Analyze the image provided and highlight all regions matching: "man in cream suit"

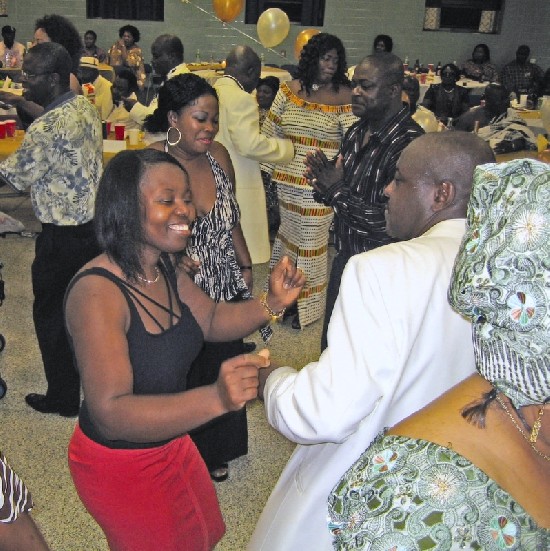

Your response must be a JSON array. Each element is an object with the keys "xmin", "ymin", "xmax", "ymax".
[
  {"xmin": 214, "ymin": 46, "xmax": 293, "ymax": 264},
  {"xmin": 249, "ymin": 132, "xmax": 495, "ymax": 550}
]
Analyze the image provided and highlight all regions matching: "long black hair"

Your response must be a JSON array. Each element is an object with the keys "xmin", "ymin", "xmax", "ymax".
[
  {"xmin": 95, "ymin": 149, "xmax": 188, "ymax": 282},
  {"xmin": 144, "ymin": 73, "xmax": 218, "ymax": 133},
  {"xmin": 296, "ymin": 33, "xmax": 350, "ymax": 95}
]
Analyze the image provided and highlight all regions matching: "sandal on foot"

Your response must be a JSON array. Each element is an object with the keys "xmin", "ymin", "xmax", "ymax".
[{"xmin": 209, "ymin": 463, "xmax": 229, "ymax": 482}]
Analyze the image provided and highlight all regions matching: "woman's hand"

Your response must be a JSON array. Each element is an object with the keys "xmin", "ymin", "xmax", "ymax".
[
  {"xmin": 267, "ymin": 255, "xmax": 306, "ymax": 313},
  {"xmin": 216, "ymin": 351, "xmax": 271, "ymax": 411}
]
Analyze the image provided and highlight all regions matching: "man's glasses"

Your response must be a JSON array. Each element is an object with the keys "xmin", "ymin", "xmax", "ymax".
[{"xmin": 21, "ymin": 71, "xmax": 52, "ymax": 80}]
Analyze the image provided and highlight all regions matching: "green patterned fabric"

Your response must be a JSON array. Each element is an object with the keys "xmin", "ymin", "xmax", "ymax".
[
  {"xmin": 449, "ymin": 159, "xmax": 550, "ymax": 407},
  {"xmin": 328, "ymin": 432, "xmax": 549, "ymax": 550}
]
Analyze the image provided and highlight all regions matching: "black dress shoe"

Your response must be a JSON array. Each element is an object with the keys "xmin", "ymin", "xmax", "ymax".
[
  {"xmin": 25, "ymin": 393, "xmax": 79, "ymax": 417},
  {"xmin": 243, "ymin": 341, "xmax": 257, "ymax": 353},
  {"xmin": 291, "ymin": 314, "xmax": 301, "ymax": 330},
  {"xmin": 209, "ymin": 463, "xmax": 229, "ymax": 482}
]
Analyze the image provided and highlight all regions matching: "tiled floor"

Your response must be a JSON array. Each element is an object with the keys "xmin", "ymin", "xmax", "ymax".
[{"xmin": 0, "ymin": 190, "xmax": 325, "ymax": 550}]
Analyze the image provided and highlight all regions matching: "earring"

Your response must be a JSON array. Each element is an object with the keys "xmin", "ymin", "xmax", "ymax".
[{"xmin": 166, "ymin": 126, "xmax": 181, "ymax": 147}]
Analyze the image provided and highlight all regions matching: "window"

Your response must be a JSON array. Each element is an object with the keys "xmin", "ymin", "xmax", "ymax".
[
  {"xmin": 245, "ymin": 0, "xmax": 325, "ymax": 26},
  {"xmin": 87, "ymin": 0, "xmax": 164, "ymax": 21},
  {"xmin": 424, "ymin": 0, "xmax": 504, "ymax": 34}
]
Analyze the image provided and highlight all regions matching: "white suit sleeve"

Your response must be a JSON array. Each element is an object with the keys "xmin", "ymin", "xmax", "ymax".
[
  {"xmin": 263, "ymin": 253, "xmax": 397, "ymax": 445},
  {"xmin": 226, "ymin": 92, "xmax": 294, "ymax": 164}
]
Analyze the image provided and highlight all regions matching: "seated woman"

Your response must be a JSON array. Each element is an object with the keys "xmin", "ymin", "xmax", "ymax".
[
  {"xmin": 462, "ymin": 43, "xmax": 499, "ymax": 82},
  {"xmin": 422, "ymin": 63, "xmax": 470, "ymax": 125},
  {"xmin": 372, "ymin": 34, "xmax": 393, "ymax": 53},
  {"xmin": 402, "ymin": 75, "xmax": 439, "ymax": 132},
  {"xmin": 329, "ymin": 158, "xmax": 550, "ymax": 550},
  {"xmin": 66, "ymin": 149, "xmax": 305, "ymax": 551}
]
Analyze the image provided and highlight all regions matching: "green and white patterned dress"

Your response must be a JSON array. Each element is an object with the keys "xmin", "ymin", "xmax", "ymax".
[{"xmin": 329, "ymin": 433, "xmax": 549, "ymax": 550}]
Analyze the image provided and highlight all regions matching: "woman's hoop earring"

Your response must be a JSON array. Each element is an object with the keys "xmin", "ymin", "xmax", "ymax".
[{"xmin": 166, "ymin": 126, "xmax": 181, "ymax": 147}]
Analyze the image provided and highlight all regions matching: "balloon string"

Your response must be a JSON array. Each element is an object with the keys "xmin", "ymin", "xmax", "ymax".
[{"xmin": 181, "ymin": 0, "xmax": 290, "ymax": 60}]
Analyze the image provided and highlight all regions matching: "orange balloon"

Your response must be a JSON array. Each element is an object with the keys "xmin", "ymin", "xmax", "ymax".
[
  {"xmin": 212, "ymin": 0, "xmax": 244, "ymax": 23},
  {"xmin": 294, "ymin": 29, "xmax": 320, "ymax": 60}
]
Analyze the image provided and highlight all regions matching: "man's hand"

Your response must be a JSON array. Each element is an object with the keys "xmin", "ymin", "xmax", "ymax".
[
  {"xmin": 303, "ymin": 149, "xmax": 344, "ymax": 195},
  {"xmin": 0, "ymin": 90, "xmax": 23, "ymax": 107}
]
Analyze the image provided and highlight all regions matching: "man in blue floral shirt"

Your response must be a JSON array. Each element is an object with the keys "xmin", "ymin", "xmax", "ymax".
[{"xmin": 0, "ymin": 42, "xmax": 102, "ymax": 417}]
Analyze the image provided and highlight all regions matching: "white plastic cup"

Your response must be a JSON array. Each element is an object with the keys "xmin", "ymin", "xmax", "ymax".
[
  {"xmin": 128, "ymin": 128, "xmax": 140, "ymax": 146},
  {"xmin": 519, "ymin": 94, "xmax": 528, "ymax": 107}
]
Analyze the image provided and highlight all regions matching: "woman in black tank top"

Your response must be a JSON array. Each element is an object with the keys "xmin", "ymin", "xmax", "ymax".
[{"xmin": 64, "ymin": 149, "xmax": 305, "ymax": 551}]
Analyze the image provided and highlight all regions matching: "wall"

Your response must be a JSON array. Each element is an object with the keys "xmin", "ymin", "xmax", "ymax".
[{"xmin": 3, "ymin": 1, "xmax": 549, "ymax": 73}]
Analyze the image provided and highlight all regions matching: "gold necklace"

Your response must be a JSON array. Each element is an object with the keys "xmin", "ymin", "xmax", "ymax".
[
  {"xmin": 495, "ymin": 394, "xmax": 550, "ymax": 462},
  {"xmin": 136, "ymin": 266, "xmax": 160, "ymax": 285}
]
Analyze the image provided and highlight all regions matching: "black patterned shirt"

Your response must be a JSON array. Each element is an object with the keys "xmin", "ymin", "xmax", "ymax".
[{"xmin": 321, "ymin": 105, "xmax": 424, "ymax": 255}]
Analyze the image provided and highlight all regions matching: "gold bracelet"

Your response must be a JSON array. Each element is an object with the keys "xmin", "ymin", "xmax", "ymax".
[{"xmin": 259, "ymin": 291, "xmax": 286, "ymax": 323}]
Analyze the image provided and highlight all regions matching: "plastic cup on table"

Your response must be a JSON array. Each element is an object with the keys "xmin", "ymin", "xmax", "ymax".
[
  {"xmin": 5, "ymin": 119, "xmax": 16, "ymax": 137},
  {"xmin": 419, "ymin": 73, "xmax": 427, "ymax": 84},
  {"xmin": 0, "ymin": 121, "xmax": 6, "ymax": 139},
  {"xmin": 114, "ymin": 123, "xmax": 125, "ymax": 141},
  {"xmin": 127, "ymin": 128, "xmax": 140, "ymax": 146}
]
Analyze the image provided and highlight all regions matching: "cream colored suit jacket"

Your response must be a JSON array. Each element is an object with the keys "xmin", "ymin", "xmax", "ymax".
[{"xmin": 214, "ymin": 76, "xmax": 294, "ymax": 263}]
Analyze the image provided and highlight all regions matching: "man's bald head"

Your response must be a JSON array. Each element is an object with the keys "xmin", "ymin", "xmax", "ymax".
[
  {"xmin": 412, "ymin": 132, "xmax": 495, "ymax": 208},
  {"xmin": 357, "ymin": 52, "xmax": 405, "ymax": 87},
  {"xmin": 224, "ymin": 45, "xmax": 261, "ymax": 92},
  {"xmin": 384, "ymin": 132, "xmax": 495, "ymax": 240},
  {"xmin": 351, "ymin": 53, "xmax": 405, "ymax": 123}
]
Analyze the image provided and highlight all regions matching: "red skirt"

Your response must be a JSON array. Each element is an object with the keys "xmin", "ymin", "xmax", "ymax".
[{"xmin": 68, "ymin": 425, "xmax": 225, "ymax": 551}]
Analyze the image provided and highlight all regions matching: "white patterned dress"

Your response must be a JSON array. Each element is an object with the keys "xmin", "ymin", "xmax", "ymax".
[{"xmin": 261, "ymin": 83, "xmax": 357, "ymax": 327}]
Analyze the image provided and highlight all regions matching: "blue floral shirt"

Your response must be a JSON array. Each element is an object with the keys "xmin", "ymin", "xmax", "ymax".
[
  {"xmin": 329, "ymin": 433, "xmax": 549, "ymax": 550},
  {"xmin": 0, "ymin": 92, "xmax": 102, "ymax": 225}
]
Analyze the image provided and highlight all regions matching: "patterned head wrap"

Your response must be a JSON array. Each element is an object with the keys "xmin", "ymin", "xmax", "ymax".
[{"xmin": 449, "ymin": 159, "xmax": 550, "ymax": 407}]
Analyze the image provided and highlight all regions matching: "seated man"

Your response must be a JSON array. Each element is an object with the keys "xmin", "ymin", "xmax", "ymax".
[
  {"xmin": 402, "ymin": 75, "xmax": 439, "ymax": 132},
  {"xmin": 106, "ymin": 68, "xmax": 141, "ymax": 130},
  {"xmin": 0, "ymin": 26, "xmax": 25, "ymax": 68},
  {"xmin": 249, "ymin": 132, "xmax": 495, "ymax": 551},
  {"xmin": 501, "ymin": 45, "xmax": 544, "ymax": 96},
  {"xmin": 422, "ymin": 63, "xmax": 470, "ymax": 126},
  {"xmin": 120, "ymin": 34, "xmax": 189, "ymax": 141},
  {"xmin": 78, "ymin": 56, "xmax": 113, "ymax": 121},
  {"xmin": 455, "ymin": 83, "xmax": 509, "ymax": 132},
  {"xmin": 82, "ymin": 30, "xmax": 107, "ymax": 63}
]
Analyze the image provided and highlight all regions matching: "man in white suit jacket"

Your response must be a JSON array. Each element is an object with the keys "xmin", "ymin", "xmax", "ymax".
[
  {"xmin": 249, "ymin": 132, "xmax": 495, "ymax": 550},
  {"xmin": 214, "ymin": 46, "xmax": 294, "ymax": 264}
]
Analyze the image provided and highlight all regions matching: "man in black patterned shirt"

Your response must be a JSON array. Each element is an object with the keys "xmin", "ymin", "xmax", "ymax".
[{"xmin": 304, "ymin": 53, "xmax": 424, "ymax": 350}]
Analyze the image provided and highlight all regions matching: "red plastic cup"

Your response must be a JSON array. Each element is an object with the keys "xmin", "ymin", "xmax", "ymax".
[
  {"xmin": 419, "ymin": 73, "xmax": 427, "ymax": 84},
  {"xmin": 0, "ymin": 121, "xmax": 6, "ymax": 139},
  {"xmin": 114, "ymin": 123, "xmax": 125, "ymax": 140},
  {"xmin": 4, "ymin": 119, "xmax": 15, "ymax": 137}
]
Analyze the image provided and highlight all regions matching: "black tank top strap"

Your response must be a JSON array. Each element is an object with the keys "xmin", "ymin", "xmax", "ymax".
[{"xmin": 66, "ymin": 261, "xmax": 181, "ymax": 332}]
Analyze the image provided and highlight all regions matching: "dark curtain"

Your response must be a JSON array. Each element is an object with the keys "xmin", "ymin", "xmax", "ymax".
[
  {"xmin": 87, "ymin": 0, "xmax": 164, "ymax": 21},
  {"xmin": 245, "ymin": 0, "xmax": 325, "ymax": 26}
]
